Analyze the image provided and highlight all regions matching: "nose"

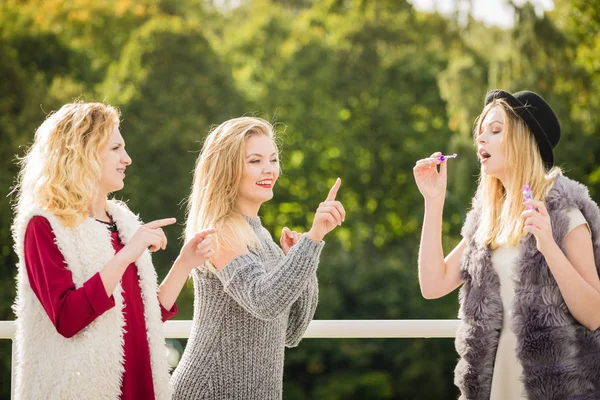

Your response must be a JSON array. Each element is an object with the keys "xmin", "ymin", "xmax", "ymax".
[
  {"xmin": 262, "ymin": 161, "xmax": 275, "ymax": 174},
  {"xmin": 477, "ymin": 133, "xmax": 487, "ymax": 144},
  {"xmin": 123, "ymin": 150, "xmax": 132, "ymax": 166}
]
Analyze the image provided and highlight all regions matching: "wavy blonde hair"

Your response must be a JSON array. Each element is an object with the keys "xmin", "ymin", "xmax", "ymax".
[
  {"xmin": 473, "ymin": 99, "xmax": 562, "ymax": 248},
  {"xmin": 14, "ymin": 102, "xmax": 120, "ymax": 227},
  {"xmin": 186, "ymin": 117, "xmax": 278, "ymax": 258}
]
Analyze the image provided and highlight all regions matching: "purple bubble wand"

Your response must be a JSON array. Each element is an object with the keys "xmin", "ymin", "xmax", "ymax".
[{"xmin": 437, "ymin": 153, "xmax": 458, "ymax": 162}]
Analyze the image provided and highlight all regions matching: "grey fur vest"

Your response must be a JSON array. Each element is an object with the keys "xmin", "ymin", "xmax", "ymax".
[{"xmin": 455, "ymin": 175, "xmax": 600, "ymax": 400}]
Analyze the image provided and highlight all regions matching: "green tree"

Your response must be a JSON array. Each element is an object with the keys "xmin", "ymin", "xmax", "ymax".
[
  {"xmin": 2, "ymin": 0, "xmax": 600, "ymax": 398},
  {"xmin": 213, "ymin": 1, "xmax": 462, "ymax": 397},
  {"xmin": 102, "ymin": 16, "xmax": 246, "ymax": 316}
]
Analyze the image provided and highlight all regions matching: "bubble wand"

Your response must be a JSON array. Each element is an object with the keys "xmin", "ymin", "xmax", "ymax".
[
  {"xmin": 437, "ymin": 153, "xmax": 458, "ymax": 162},
  {"xmin": 523, "ymin": 185, "xmax": 534, "ymax": 210}
]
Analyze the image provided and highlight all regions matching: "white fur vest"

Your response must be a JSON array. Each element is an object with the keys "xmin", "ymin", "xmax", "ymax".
[
  {"xmin": 12, "ymin": 200, "xmax": 172, "ymax": 400},
  {"xmin": 455, "ymin": 175, "xmax": 600, "ymax": 400}
]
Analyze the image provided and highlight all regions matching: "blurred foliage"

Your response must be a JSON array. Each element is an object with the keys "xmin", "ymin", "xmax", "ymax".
[{"xmin": 1, "ymin": 0, "xmax": 599, "ymax": 398}]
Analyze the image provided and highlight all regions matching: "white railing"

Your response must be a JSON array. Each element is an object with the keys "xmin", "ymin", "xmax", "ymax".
[
  {"xmin": 163, "ymin": 319, "xmax": 461, "ymax": 338},
  {"xmin": 0, "ymin": 319, "xmax": 460, "ymax": 399}
]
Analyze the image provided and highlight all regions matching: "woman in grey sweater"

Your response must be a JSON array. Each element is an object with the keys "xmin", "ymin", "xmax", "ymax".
[{"xmin": 171, "ymin": 117, "xmax": 345, "ymax": 399}]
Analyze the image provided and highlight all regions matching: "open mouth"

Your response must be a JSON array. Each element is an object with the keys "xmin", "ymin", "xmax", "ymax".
[
  {"xmin": 478, "ymin": 148, "xmax": 491, "ymax": 162},
  {"xmin": 117, "ymin": 168, "xmax": 126, "ymax": 177},
  {"xmin": 256, "ymin": 179, "xmax": 273, "ymax": 189}
]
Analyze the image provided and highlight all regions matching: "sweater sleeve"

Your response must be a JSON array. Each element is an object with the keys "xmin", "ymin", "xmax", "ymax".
[
  {"xmin": 23, "ymin": 216, "xmax": 115, "ymax": 338},
  {"xmin": 214, "ymin": 234, "xmax": 324, "ymax": 321},
  {"xmin": 285, "ymin": 273, "xmax": 318, "ymax": 347}
]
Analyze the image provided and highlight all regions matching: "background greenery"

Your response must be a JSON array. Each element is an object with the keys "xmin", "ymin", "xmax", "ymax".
[{"xmin": 1, "ymin": 0, "xmax": 599, "ymax": 398}]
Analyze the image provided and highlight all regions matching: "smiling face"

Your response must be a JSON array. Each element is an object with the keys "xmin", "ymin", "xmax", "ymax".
[
  {"xmin": 477, "ymin": 105, "xmax": 507, "ymax": 181},
  {"xmin": 98, "ymin": 127, "xmax": 132, "ymax": 195},
  {"xmin": 237, "ymin": 134, "xmax": 280, "ymax": 212}
]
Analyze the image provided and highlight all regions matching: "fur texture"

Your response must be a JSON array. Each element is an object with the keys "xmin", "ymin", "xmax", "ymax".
[
  {"xmin": 455, "ymin": 175, "xmax": 600, "ymax": 399},
  {"xmin": 12, "ymin": 200, "xmax": 172, "ymax": 400}
]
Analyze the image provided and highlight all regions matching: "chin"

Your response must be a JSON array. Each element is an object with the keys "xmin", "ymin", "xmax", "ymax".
[
  {"xmin": 481, "ymin": 164, "xmax": 494, "ymax": 175},
  {"xmin": 110, "ymin": 182, "xmax": 125, "ymax": 192},
  {"xmin": 481, "ymin": 168, "xmax": 503, "ymax": 180},
  {"xmin": 257, "ymin": 192, "xmax": 274, "ymax": 203}
]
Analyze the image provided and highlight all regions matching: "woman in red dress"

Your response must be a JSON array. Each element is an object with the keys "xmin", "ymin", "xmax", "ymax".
[{"xmin": 11, "ymin": 102, "xmax": 215, "ymax": 399}]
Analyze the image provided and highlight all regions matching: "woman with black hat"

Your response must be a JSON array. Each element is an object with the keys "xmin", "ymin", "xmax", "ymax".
[{"xmin": 413, "ymin": 90, "xmax": 600, "ymax": 399}]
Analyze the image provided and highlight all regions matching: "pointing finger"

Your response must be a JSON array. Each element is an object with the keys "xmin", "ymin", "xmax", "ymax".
[
  {"xmin": 194, "ymin": 228, "xmax": 217, "ymax": 241},
  {"xmin": 326, "ymin": 178, "xmax": 342, "ymax": 201},
  {"xmin": 145, "ymin": 218, "xmax": 177, "ymax": 229}
]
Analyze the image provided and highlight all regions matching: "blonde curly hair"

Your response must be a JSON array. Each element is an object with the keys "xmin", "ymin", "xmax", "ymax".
[{"xmin": 14, "ymin": 102, "xmax": 120, "ymax": 227}]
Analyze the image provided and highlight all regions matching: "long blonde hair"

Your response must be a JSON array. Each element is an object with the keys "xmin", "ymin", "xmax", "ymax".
[
  {"xmin": 13, "ymin": 102, "xmax": 120, "ymax": 227},
  {"xmin": 473, "ymin": 99, "xmax": 562, "ymax": 248},
  {"xmin": 186, "ymin": 117, "xmax": 278, "ymax": 255}
]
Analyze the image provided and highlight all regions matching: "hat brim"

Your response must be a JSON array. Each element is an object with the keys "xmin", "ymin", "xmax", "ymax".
[{"xmin": 485, "ymin": 90, "xmax": 554, "ymax": 168}]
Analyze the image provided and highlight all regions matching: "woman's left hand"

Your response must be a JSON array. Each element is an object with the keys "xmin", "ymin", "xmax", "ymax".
[
  {"xmin": 280, "ymin": 227, "xmax": 302, "ymax": 255},
  {"xmin": 521, "ymin": 199, "xmax": 557, "ymax": 254}
]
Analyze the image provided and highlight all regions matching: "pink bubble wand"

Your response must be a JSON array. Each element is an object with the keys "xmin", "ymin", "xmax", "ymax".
[{"xmin": 523, "ymin": 185, "xmax": 534, "ymax": 210}]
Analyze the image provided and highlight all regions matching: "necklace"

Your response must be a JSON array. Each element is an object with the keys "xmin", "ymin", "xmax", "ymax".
[{"xmin": 96, "ymin": 219, "xmax": 118, "ymax": 233}]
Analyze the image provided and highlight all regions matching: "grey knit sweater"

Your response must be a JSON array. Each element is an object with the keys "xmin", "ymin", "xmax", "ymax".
[{"xmin": 171, "ymin": 216, "xmax": 324, "ymax": 399}]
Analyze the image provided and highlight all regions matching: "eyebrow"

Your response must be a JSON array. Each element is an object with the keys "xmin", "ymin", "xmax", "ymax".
[
  {"xmin": 477, "ymin": 119, "xmax": 504, "ymax": 135},
  {"xmin": 246, "ymin": 152, "xmax": 277, "ymax": 158},
  {"xmin": 111, "ymin": 142, "xmax": 125, "ymax": 147}
]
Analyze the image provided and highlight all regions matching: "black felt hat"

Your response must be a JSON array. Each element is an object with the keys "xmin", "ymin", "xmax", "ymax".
[{"xmin": 484, "ymin": 89, "xmax": 561, "ymax": 168}]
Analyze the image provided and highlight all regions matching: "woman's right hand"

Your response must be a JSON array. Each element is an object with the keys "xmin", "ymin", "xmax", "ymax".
[
  {"xmin": 177, "ymin": 228, "xmax": 217, "ymax": 270},
  {"xmin": 121, "ymin": 218, "xmax": 177, "ymax": 263},
  {"xmin": 413, "ymin": 152, "xmax": 447, "ymax": 203}
]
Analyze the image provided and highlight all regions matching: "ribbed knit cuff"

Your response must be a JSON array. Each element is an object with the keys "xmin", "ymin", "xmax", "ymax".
[{"xmin": 289, "ymin": 234, "xmax": 325, "ymax": 262}]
